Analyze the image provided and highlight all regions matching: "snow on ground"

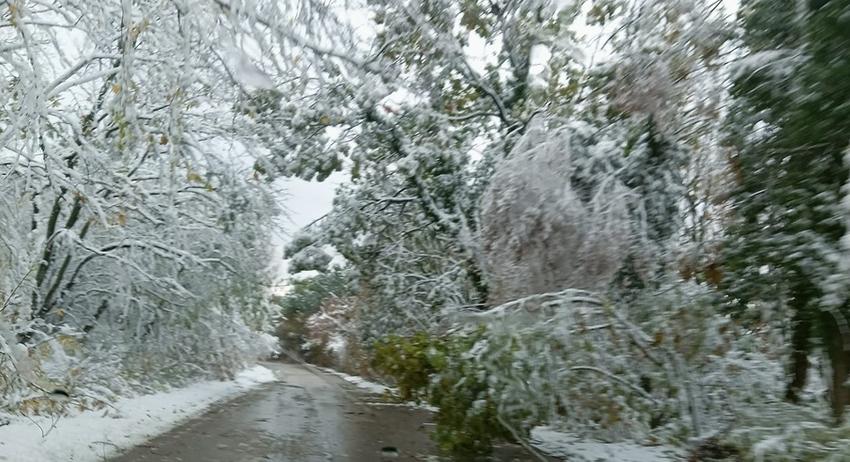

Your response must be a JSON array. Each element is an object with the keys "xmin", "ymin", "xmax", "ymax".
[
  {"xmin": 336, "ymin": 374, "xmax": 393, "ymax": 394},
  {"xmin": 235, "ymin": 364, "xmax": 276, "ymax": 385},
  {"xmin": 530, "ymin": 426, "xmax": 683, "ymax": 462},
  {"xmin": 0, "ymin": 365, "xmax": 277, "ymax": 462},
  {"xmin": 318, "ymin": 367, "xmax": 393, "ymax": 395},
  {"xmin": 316, "ymin": 367, "xmax": 439, "ymax": 410}
]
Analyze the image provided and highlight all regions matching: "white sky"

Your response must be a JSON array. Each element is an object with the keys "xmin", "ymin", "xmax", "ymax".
[{"xmin": 269, "ymin": 173, "xmax": 344, "ymax": 290}]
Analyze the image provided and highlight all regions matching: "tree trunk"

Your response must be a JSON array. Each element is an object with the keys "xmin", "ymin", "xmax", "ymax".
[
  {"xmin": 821, "ymin": 310, "xmax": 850, "ymax": 423},
  {"xmin": 786, "ymin": 309, "xmax": 812, "ymax": 403}
]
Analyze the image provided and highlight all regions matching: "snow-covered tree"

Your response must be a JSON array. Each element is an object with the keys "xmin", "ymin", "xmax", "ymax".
[
  {"xmin": 0, "ymin": 0, "xmax": 351, "ymax": 407},
  {"xmin": 480, "ymin": 118, "xmax": 632, "ymax": 303},
  {"xmin": 282, "ymin": 0, "xmax": 598, "ymax": 335},
  {"xmin": 723, "ymin": 0, "xmax": 850, "ymax": 420}
]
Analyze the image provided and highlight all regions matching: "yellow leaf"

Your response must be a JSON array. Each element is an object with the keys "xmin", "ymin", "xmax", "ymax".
[
  {"xmin": 653, "ymin": 331, "xmax": 664, "ymax": 346},
  {"xmin": 111, "ymin": 83, "xmax": 121, "ymax": 94},
  {"xmin": 58, "ymin": 334, "xmax": 79, "ymax": 350}
]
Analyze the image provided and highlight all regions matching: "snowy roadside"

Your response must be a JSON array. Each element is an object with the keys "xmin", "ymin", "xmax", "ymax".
[
  {"xmin": 0, "ymin": 365, "xmax": 276, "ymax": 462},
  {"xmin": 316, "ymin": 367, "xmax": 440, "ymax": 412},
  {"xmin": 317, "ymin": 366, "xmax": 393, "ymax": 394},
  {"xmin": 529, "ymin": 426, "xmax": 683, "ymax": 462}
]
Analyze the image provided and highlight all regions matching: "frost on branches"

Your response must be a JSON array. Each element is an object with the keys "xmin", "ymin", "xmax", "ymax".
[
  {"xmin": 480, "ymin": 119, "xmax": 632, "ymax": 304},
  {"xmin": 0, "ymin": 0, "xmax": 343, "ymax": 412}
]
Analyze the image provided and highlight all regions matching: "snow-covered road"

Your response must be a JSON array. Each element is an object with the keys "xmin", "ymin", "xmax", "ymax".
[{"xmin": 109, "ymin": 362, "xmax": 552, "ymax": 461}]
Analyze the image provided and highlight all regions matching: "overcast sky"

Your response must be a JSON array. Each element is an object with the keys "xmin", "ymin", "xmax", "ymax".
[{"xmin": 269, "ymin": 173, "xmax": 344, "ymax": 289}]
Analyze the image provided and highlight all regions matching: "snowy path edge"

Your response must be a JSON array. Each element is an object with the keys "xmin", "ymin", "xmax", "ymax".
[{"xmin": 0, "ymin": 364, "xmax": 277, "ymax": 462}]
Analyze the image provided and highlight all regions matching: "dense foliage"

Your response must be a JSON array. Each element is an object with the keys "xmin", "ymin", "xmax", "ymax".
[
  {"xmin": 275, "ymin": 0, "xmax": 850, "ymax": 460},
  {"xmin": 724, "ymin": 0, "xmax": 850, "ymax": 421},
  {"xmin": 4, "ymin": 0, "xmax": 850, "ymax": 460}
]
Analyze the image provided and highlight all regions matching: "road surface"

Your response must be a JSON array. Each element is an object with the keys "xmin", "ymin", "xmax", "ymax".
[{"xmin": 110, "ymin": 362, "xmax": 555, "ymax": 461}]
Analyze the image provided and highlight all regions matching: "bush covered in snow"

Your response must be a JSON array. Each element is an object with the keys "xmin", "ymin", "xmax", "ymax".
[{"xmin": 372, "ymin": 329, "xmax": 515, "ymax": 457}]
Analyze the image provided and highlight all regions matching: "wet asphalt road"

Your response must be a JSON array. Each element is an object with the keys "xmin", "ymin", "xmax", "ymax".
[{"xmin": 109, "ymin": 362, "xmax": 555, "ymax": 462}]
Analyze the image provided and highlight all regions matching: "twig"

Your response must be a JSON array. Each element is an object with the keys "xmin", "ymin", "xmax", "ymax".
[
  {"xmin": 495, "ymin": 414, "xmax": 550, "ymax": 462},
  {"xmin": 568, "ymin": 366, "xmax": 659, "ymax": 404},
  {"xmin": 1, "ymin": 267, "xmax": 34, "ymax": 313}
]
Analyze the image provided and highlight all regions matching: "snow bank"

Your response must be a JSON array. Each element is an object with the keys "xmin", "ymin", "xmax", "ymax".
[
  {"xmin": 0, "ymin": 365, "xmax": 277, "ymax": 462},
  {"xmin": 318, "ymin": 367, "xmax": 392, "ymax": 394},
  {"xmin": 337, "ymin": 374, "xmax": 392, "ymax": 394},
  {"xmin": 235, "ymin": 364, "xmax": 277, "ymax": 385},
  {"xmin": 317, "ymin": 367, "xmax": 439, "ymax": 412},
  {"xmin": 530, "ymin": 426, "xmax": 683, "ymax": 462},
  {"xmin": 255, "ymin": 332, "xmax": 282, "ymax": 359}
]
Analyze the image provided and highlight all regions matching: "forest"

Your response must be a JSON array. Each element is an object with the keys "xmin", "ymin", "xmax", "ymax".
[{"xmin": 1, "ymin": 0, "xmax": 850, "ymax": 460}]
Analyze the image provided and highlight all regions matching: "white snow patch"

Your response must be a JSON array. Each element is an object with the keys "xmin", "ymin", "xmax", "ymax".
[
  {"xmin": 235, "ymin": 364, "xmax": 278, "ymax": 386},
  {"xmin": 320, "ymin": 368, "xmax": 392, "ymax": 395},
  {"xmin": 363, "ymin": 402, "xmax": 439, "ymax": 412},
  {"xmin": 530, "ymin": 426, "xmax": 682, "ymax": 462},
  {"xmin": 729, "ymin": 49, "xmax": 801, "ymax": 81},
  {"xmin": 226, "ymin": 47, "xmax": 275, "ymax": 89},
  {"xmin": 752, "ymin": 435, "xmax": 787, "ymax": 462},
  {"xmin": 327, "ymin": 334, "xmax": 346, "ymax": 355},
  {"xmin": 255, "ymin": 332, "xmax": 282, "ymax": 359},
  {"xmin": 0, "ymin": 365, "xmax": 277, "ymax": 462},
  {"xmin": 339, "ymin": 375, "xmax": 391, "ymax": 395},
  {"xmin": 316, "ymin": 367, "xmax": 439, "ymax": 411},
  {"xmin": 528, "ymin": 44, "xmax": 551, "ymax": 88}
]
